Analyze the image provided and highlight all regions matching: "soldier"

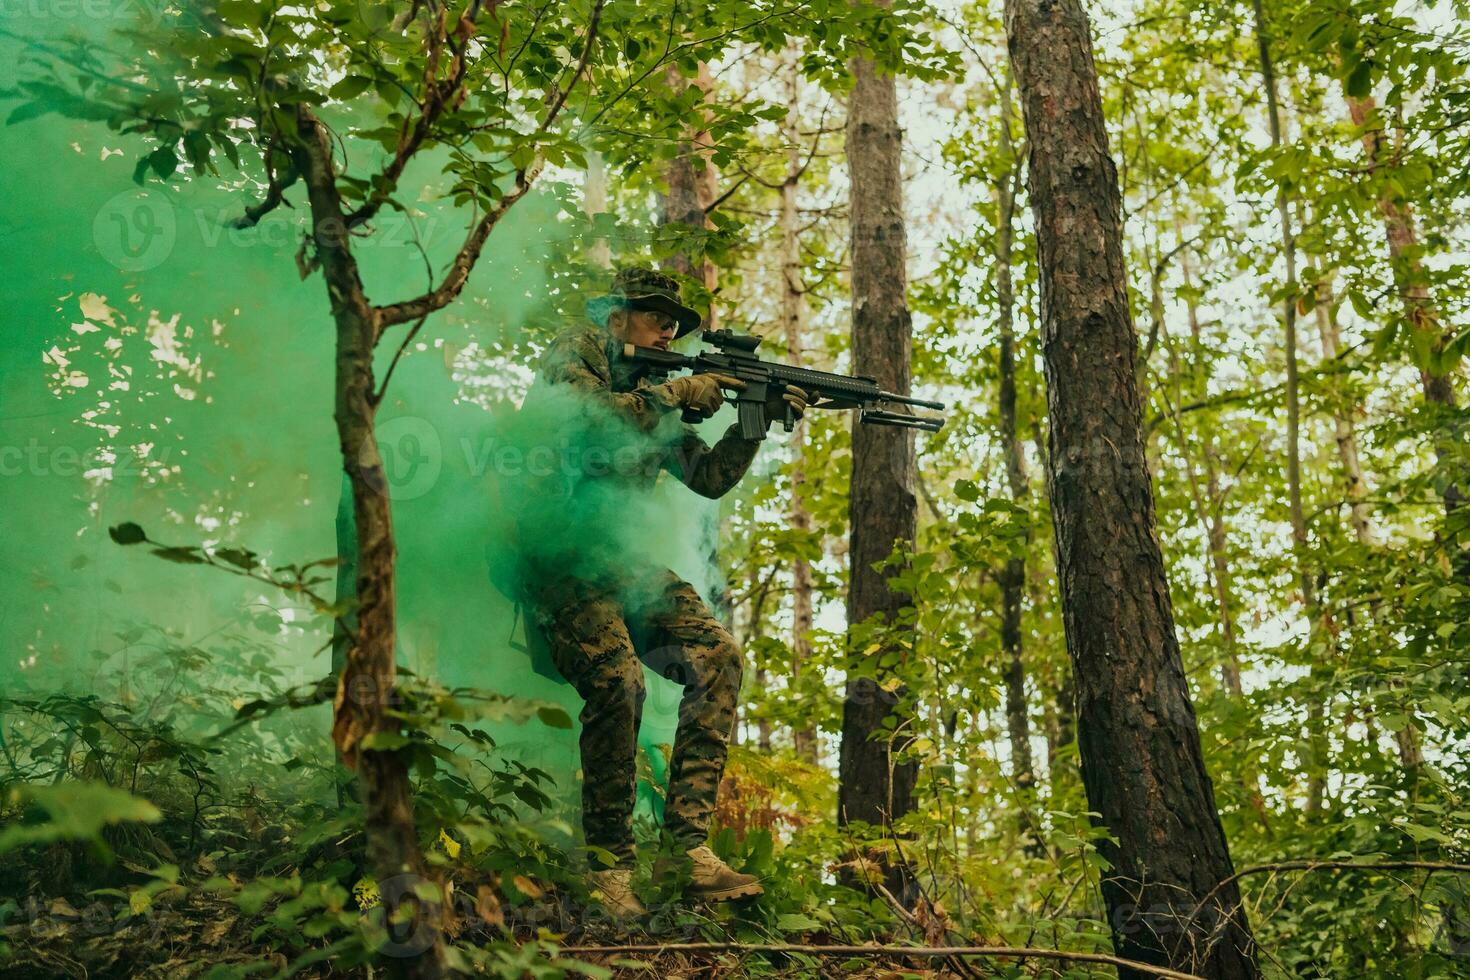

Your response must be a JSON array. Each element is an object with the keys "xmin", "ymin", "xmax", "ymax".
[{"xmin": 520, "ymin": 267, "xmax": 806, "ymax": 920}]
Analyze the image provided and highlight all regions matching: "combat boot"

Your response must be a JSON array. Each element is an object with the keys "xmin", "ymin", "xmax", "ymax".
[
  {"xmin": 588, "ymin": 868, "xmax": 645, "ymax": 921},
  {"xmin": 684, "ymin": 845, "xmax": 764, "ymax": 901}
]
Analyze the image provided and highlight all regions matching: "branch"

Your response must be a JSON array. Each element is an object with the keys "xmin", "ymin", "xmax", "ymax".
[
  {"xmin": 1147, "ymin": 341, "xmax": 1369, "ymax": 431},
  {"xmin": 704, "ymin": 174, "xmax": 750, "ymax": 215},
  {"xmin": 553, "ymin": 942, "xmax": 1206, "ymax": 980},
  {"xmin": 577, "ymin": 1, "xmax": 812, "ymax": 136},
  {"xmin": 1187, "ymin": 859, "xmax": 1470, "ymax": 938},
  {"xmin": 539, "ymin": 0, "xmax": 605, "ymax": 137},
  {"xmin": 372, "ymin": 315, "xmax": 429, "ymax": 404},
  {"xmin": 344, "ymin": 1, "xmax": 485, "ymax": 230},
  {"xmin": 232, "ymin": 161, "xmax": 299, "ymax": 229},
  {"xmin": 371, "ymin": 1, "xmax": 604, "ymax": 330}
]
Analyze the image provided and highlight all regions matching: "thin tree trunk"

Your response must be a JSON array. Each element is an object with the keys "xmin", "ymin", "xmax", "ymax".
[
  {"xmin": 781, "ymin": 43, "xmax": 819, "ymax": 764},
  {"xmin": 1252, "ymin": 0, "xmax": 1329, "ymax": 817},
  {"xmin": 585, "ymin": 150, "xmax": 611, "ymax": 270},
  {"xmin": 1345, "ymin": 93, "xmax": 1464, "ymax": 570},
  {"xmin": 993, "ymin": 69, "xmax": 1038, "ymax": 850},
  {"xmin": 1004, "ymin": 1, "xmax": 1258, "ymax": 975},
  {"xmin": 1307, "ymin": 273, "xmax": 1375, "ymax": 546},
  {"xmin": 838, "ymin": 5, "xmax": 920, "ymax": 906},
  {"xmin": 294, "ymin": 105, "xmax": 445, "ymax": 978},
  {"xmin": 331, "ymin": 476, "xmax": 360, "ymax": 810},
  {"xmin": 1164, "ymin": 264, "xmax": 1270, "ymax": 840},
  {"xmin": 1173, "ymin": 228, "xmax": 1246, "ymax": 696},
  {"xmin": 661, "ymin": 63, "xmax": 719, "ymax": 325}
]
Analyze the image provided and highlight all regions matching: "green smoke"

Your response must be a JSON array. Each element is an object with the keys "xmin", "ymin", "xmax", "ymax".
[{"xmin": 0, "ymin": 7, "xmax": 731, "ymax": 835}]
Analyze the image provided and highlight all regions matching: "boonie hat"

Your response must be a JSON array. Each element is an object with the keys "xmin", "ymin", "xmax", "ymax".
[{"xmin": 586, "ymin": 266, "xmax": 703, "ymax": 338}]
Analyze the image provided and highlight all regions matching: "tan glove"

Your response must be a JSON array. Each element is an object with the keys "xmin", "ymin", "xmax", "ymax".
[
  {"xmin": 661, "ymin": 373, "xmax": 745, "ymax": 418},
  {"xmin": 776, "ymin": 384, "xmax": 808, "ymax": 422}
]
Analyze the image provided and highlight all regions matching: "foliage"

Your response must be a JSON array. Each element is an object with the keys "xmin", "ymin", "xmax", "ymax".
[{"xmin": 5, "ymin": 0, "xmax": 1470, "ymax": 974}]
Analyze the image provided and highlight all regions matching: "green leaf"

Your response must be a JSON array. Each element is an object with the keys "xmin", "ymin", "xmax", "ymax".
[
  {"xmin": 776, "ymin": 912, "xmax": 823, "ymax": 932},
  {"xmin": 149, "ymin": 146, "xmax": 179, "ymax": 181},
  {"xmin": 536, "ymin": 705, "xmax": 573, "ymax": 729},
  {"xmin": 360, "ymin": 731, "xmax": 412, "ymax": 751},
  {"xmin": 214, "ymin": 547, "xmax": 258, "ymax": 569},
  {"xmin": 108, "ymin": 522, "xmax": 147, "ymax": 545},
  {"xmin": 954, "ymin": 478, "xmax": 980, "ymax": 502},
  {"xmin": 6, "ymin": 102, "xmax": 50, "ymax": 125},
  {"xmin": 0, "ymin": 782, "xmax": 161, "ymax": 855},
  {"xmin": 1345, "ymin": 61, "xmax": 1373, "ymax": 99},
  {"xmin": 1347, "ymin": 290, "xmax": 1374, "ymax": 319},
  {"xmin": 329, "ymin": 75, "xmax": 373, "ymax": 100}
]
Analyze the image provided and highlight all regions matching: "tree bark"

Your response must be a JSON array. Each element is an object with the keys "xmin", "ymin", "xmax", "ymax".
[
  {"xmin": 1003, "ymin": 1, "xmax": 1258, "ymax": 975},
  {"xmin": 838, "ymin": 10, "xmax": 919, "ymax": 905},
  {"xmin": 781, "ymin": 43, "xmax": 819, "ymax": 764},
  {"xmin": 294, "ymin": 105, "xmax": 445, "ymax": 978}
]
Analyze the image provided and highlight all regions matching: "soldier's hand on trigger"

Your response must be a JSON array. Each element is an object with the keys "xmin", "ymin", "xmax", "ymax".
[{"xmin": 663, "ymin": 372, "xmax": 745, "ymax": 418}]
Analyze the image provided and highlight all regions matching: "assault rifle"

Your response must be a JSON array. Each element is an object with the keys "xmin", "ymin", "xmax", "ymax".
[{"xmin": 624, "ymin": 328, "xmax": 945, "ymax": 442}]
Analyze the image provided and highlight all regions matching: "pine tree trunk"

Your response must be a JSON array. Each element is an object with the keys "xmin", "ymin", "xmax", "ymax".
[
  {"xmin": 294, "ymin": 106, "xmax": 445, "ymax": 978},
  {"xmin": 838, "ymin": 5, "xmax": 919, "ymax": 905},
  {"xmin": 1003, "ymin": 2, "xmax": 1258, "ymax": 974},
  {"xmin": 781, "ymin": 43, "xmax": 819, "ymax": 764}
]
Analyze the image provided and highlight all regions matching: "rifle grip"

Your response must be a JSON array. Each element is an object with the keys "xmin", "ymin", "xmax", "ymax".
[{"xmin": 681, "ymin": 407, "xmax": 703, "ymax": 425}]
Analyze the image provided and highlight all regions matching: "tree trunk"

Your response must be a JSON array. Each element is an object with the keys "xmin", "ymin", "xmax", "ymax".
[
  {"xmin": 661, "ymin": 62, "xmax": 719, "ymax": 325},
  {"xmin": 1163, "ymin": 254, "xmax": 1274, "ymax": 839},
  {"xmin": 1306, "ymin": 272, "xmax": 1375, "ymax": 546},
  {"xmin": 1173, "ymin": 224, "xmax": 1247, "ymax": 697},
  {"xmin": 1345, "ymin": 93, "xmax": 1464, "ymax": 570},
  {"xmin": 585, "ymin": 150, "xmax": 611, "ymax": 270},
  {"xmin": 1252, "ymin": 0, "xmax": 1329, "ymax": 817},
  {"xmin": 294, "ymin": 106, "xmax": 445, "ymax": 978},
  {"xmin": 1003, "ymin": 2, "xmax": 1258, "ymax": 975},
  {"xmin": 781, "ymin": 43, "xmax": 819, "ymax": 764},
  {"xmin": 838, "ymin": 9, "xmax": 920, "ymax": 905},
  {"xmin": 993, "ymin": 69, "xmax": 1038, "ymax": 850}
]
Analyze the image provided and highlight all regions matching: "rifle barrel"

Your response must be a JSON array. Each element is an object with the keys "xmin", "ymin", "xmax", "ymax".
[{"xmin": 880, "ymin": 390, "xmax": 946, "ymax": 411}]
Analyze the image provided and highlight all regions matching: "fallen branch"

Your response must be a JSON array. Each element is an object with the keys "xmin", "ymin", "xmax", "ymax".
[
  {"xmin": 554, "ymin": 941, "xmax": 1206, "ymax": 980},
  {"xmin": 1188, "ymin": 859, "xmax": 1470, "ymax": 938}
]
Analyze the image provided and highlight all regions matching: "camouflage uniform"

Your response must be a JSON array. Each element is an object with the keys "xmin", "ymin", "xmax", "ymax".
[{"xmin": 524, "ymin": 321, "xmax": 757, "ymax": 866}]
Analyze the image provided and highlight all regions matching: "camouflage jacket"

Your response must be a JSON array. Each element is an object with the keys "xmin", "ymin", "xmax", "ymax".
[
  {"xmin": 527, "ymin": 322, "xmax": 759, "ymax": 499},
  {"xmin": 529, "ymin": 326, "xmax": 758, "ymax": 502}
]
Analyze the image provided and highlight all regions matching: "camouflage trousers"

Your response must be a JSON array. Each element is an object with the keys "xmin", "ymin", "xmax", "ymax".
[{"xmin": 528, "ymin": 569, "xmax": 742, "ymax": 867}]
